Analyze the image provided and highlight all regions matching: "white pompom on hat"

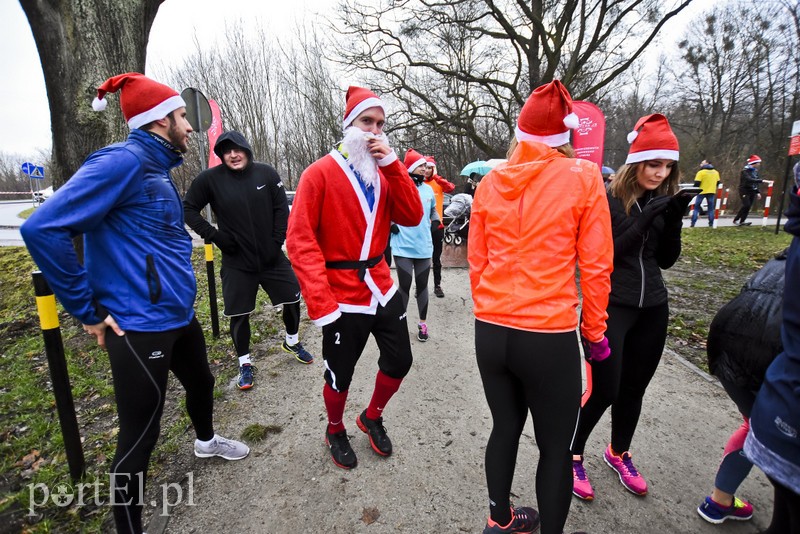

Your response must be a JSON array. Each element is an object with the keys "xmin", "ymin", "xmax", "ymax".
[
  {"xmin": 342, "ymin": 85, "xmax": 385, "ymax": 132},
  {"xmin": 515, "ymin": 79, "xmax": 579, "ymax": 147},
  {"xmin": 92, "ymin": 72, "xmax": 186, "ymax": 130},
  {"xmin": 403, "ymin": 148, "xmax": 427, "ymax": 174},
  {"xmin": 625, "ymin": 113, "xmax": 680, "ymax": 164},
  {"xmin": 747, "ymin": 154, "xmax": 762, "ymax": 165}
]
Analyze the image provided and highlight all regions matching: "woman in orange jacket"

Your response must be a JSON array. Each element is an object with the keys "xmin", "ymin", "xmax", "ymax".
[{"xmin": 469, "ymin": 80, "xmax": 613, "ymax": 534}]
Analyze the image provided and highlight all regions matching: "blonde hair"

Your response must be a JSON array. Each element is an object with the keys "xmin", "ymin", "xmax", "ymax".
[
  {"xmin": 506, "ymin": 137, "xmax": 575, "ymax": 159},
  {"xmin": 610, "ymin": 161, "xmax": 681, "ymax": 214}
]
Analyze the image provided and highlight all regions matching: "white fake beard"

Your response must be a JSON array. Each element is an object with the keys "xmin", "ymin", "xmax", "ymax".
[{"xmin": 341, "ymin": 127, "xmax": 389, "ymax": 188}]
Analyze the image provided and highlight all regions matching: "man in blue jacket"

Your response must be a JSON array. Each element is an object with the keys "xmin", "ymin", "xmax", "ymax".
[{"xmin": 21, "ymin": 73, "xmax": 248, "ymax": 534}]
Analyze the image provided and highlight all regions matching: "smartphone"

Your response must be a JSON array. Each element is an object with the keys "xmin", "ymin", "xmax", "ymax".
[{"xmin": 676, "ymin": 187, "xmax": 702, "ymax": 197}]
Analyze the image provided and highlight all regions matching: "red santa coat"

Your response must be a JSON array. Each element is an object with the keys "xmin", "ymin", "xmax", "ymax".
[{"xmin": 287, "ymin": 149, "xmax": 423, "ymax": 326}]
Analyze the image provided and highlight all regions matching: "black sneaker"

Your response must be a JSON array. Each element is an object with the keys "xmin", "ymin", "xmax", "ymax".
[
  {"xmin": 434, "ymin": 286, "xmax": 445, "ymax": 298},
  {"xmin": 325, "ymin": 429, "xmax": 357, "ymax": 469},
  {"xmin": 483, "ymin": 506, "xmax": 540, "ymax": 533},
  {"xmin": 356, "ymin": 410, "xmax": 392, "ymax": 456},
  {"xmin": 282, "ymin": 341, "xmax": 314, "ymax": 364}
]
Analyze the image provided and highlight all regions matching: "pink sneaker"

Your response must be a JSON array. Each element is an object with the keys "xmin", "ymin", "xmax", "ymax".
[
  {"xmin": 572, "ymin": 456, "xmax": 594, "ymax": 500},
  {"xmin": 603, "ymin": 445, "xmax": 647, "ymax": 495}
]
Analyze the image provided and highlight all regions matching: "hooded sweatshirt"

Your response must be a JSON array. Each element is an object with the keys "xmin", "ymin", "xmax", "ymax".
[
  {"xmin": 468, "ymin": 141, "xmax": 613, "ymax": 342},
  {"xmin": 184, "ymin": 131, "xmax": 289, "ymax": 272}
]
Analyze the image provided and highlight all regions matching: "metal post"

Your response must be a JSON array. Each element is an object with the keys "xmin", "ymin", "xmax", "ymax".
[
  {"xmin": 32, "ymin": 272, "xmax": 85, "ymax": 481},
  {"xmin": 775, "ymin": 156, "xmax": 795, "ymax": 234},
  {"xmin": 204, "ymin": 240, "xmax": 220, "ymax": 337}
]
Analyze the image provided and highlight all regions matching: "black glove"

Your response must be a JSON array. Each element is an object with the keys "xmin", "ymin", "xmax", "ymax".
[
  {"xmin": 635, "ymin": 195, "xmax": 670, "ymax": 231},
  {"xmin": 665, "ymin": 192, "xmax": 694, "ymax": 221},
  {"xmin": 211, "ymin": 229, "xmax": 238, "ymax": 254},
  {"xmin": 431, "ymin": 220, "xmax": 441, "ymax": 233},
  {"xmin": 390, "ymin": 224, "xmax": 400, "ymax": 235}
]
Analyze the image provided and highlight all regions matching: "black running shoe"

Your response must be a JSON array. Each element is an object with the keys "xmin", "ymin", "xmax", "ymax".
[
  {"xmin": 325, "ymin": 429, "xmax": 357, "ymax": 469},
  {"xmin": 483, "ymin": 506, "xmax": 540, "ymax": 533},
  {"xmin": 356, "ymin": 410, "xmax": 393, "ymax": 456}
]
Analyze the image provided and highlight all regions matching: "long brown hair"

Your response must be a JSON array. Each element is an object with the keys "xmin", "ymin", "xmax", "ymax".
[
  {"xmin": 609, "ymin": 161, "xmax": 681, "ymax": 214},
  {"xmin": 506, "ymin": 137, "xmax": 575, "ymax": 159}
]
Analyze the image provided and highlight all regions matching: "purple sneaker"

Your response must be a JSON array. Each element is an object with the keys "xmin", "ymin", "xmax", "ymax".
[
  {"xmin": 697, "ymin": 496, "xmax": 753, "ymax": 524},
  {"xmin": 572, "ymin": 456, "xmax": 594, "ymax": 501}
]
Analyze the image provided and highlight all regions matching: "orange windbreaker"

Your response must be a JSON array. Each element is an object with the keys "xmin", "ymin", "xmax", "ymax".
[
  {"xmin": 425, "ymin": 174, "xmax": 455, "ymax": 220},
  {"xmin": 468, "ymin": 141, "xmax": 613, "ymax": 342}
]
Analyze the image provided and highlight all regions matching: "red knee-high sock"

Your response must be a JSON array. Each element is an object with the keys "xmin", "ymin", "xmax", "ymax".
[
  {"xmin": 323, "ymin": 383, "xmax": 348, "ymax": 433},
  {"xmin": 366, "ymin": 371, "xmax": 403, "ymax": 420}
]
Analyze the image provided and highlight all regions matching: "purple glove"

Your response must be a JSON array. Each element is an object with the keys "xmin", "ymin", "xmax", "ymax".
[{"xmin": 582, "ymin": 336, "xmax": 610, "ymax": 362}]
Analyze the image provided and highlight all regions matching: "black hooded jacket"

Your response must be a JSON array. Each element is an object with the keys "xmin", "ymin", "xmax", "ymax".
[
  {"xmin": 183, "ymin": 131, "xmax": 289, "ymax": 271},
  {"xmin": 607, "ymin": 190, "xmax": 683, "ymax": 308},
  {"xmin": 707, "ymin": 251, "xmax": 785, "ymax": 390}
]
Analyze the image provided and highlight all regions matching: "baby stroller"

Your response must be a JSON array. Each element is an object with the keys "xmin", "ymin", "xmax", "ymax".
[{"xmin": 443, "ymin": 193, "xmax": 473, "ymax": 246}]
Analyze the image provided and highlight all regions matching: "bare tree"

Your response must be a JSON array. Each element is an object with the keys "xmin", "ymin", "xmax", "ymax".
[
  {"xmin": 330, "ymin": 0, "xmax": 695, "ymax": 157},
  {"xmin": 19, "ymin": 0, "xmax": 164, "ymax": 189},
  {"xmin": 161, "ymin": 22, "xmax": 341, "ymax": 190}
]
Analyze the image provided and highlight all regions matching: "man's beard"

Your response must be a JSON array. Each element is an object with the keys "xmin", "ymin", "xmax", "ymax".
[
  {"xmin": 341, "ymin": 127, "xmax": 388, "ymax": 188},
  {"xmin": 167, "ymin": 118, "xmax": 189, "ymax": 153}
]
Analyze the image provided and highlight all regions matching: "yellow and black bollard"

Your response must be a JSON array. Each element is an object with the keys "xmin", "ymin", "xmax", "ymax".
[
  {"xmin": 32, "ymin": 271, "xmax": 85, "ymax": 482},
  {"xmin": 204, "ymin": 239, "xmax": 220, "ymax": 338}
]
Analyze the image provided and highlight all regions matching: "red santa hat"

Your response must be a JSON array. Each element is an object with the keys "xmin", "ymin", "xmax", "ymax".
[
  {"xmin": 404, "ymin": 149, "xmax": 427, "ymax": 174},
  {"xmin": 515, "ymin": 80, "xmax": 580, "ymax": 146},
  {"xmin": 747, "ymin": 154, "xmax": 762, "ymax": 165},
  {"xmin": 92, "ymin": 72, "xmax": 186, "ymax": 130},
  {"xmin": 425, "ymin": 155, "xmax": 437, "ymax": 166},
  {"xmin": 625, "ymin": 113, "xmax": 680, "ymax": 164},
  {"xmin": 342, "ymin": 86, "xmax": 385, "ymax": 131}
]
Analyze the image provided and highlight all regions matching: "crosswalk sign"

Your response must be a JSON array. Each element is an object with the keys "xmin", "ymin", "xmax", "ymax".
[{"xmin": 31, "ymin": 166, "xmax": 44, "ymax": 178}]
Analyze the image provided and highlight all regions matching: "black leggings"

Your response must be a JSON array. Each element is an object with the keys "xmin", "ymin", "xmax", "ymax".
[
  {"xmin": 572, "ymin": 302, "xmax": 668, "ymax": 455},
  {"xmin": 763, "ymin": 477, "xmax": 800, "ymax": 534},
  {"xmin": 105, "ymin": 316, "xmax": 215, "ymax": 534},
  {"xmin": 230, "ymin": 301, "xmax": 301, "ymax": 356},
  {"xmin": 394, "ymin": 256, "xmax": 431, "ymax": 321},
  {"xmin": 475, "ymin": 320, "xmax": 581, "ymax": 534},
  {"xmin": 431, "ymin": 226, "xmax": 444, "ymax": 286}
]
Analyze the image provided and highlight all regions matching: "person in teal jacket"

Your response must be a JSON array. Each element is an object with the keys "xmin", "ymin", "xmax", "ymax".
[
  {"xmin": 393, "ymin": 149, "xmax": 440, "ymax": 341},
  {"xmin": 21, "ymin": 73, "xmax": 248, "ymax": 534}
]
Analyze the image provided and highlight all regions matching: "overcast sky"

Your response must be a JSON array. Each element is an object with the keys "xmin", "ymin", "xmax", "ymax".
[{"xmin": 1, "ymin": 0, "xmax": 711, "ymax": 159}]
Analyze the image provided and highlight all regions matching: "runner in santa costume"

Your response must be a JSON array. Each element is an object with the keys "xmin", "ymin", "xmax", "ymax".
[{"xmin": 286, "ymin": 86, "xmax": 423, "ymax": 469}]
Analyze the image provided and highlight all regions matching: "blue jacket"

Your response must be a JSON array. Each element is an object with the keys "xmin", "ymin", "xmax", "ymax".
[
  {"xmin": 21, "ymin": 129, "xmax": 196, "ymax": 331},
  {"xmin": 390, "ymin": 182, "xmax": 437, "ymax": 259},
  {"xmin": 744, "ymin": 186, "xmax": 800, "ymax": 493}
]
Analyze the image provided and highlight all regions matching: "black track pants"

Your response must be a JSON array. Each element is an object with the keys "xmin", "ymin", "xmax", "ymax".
[{"xmin": 475, "ymin": 320, "xmax": 581, "ymax": 534}]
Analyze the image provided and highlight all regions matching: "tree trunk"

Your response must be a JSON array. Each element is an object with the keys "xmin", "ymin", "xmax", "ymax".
[{"xmin": 19, "ymin": 0, "xmax": 164, "ymax": 189}]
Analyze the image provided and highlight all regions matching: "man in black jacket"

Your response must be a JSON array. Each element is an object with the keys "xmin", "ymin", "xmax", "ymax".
[
  {"xmin": 184, "ymin": 131, "xmax": 314, "ymax": 390},
  {"xmin": 733, "ymin": 154, "xmax": 764, "ymax": 226}
]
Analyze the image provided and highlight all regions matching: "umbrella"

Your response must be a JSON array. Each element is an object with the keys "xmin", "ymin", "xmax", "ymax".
[
  {"xmin": 486, "ymin": 158, "xmax": 508, "ymax": 169},
  {"xmin": 601, "ymin": 166, "xmax": 615, "ymax": 175},
  {"xmin": 460, "ymin": 160, "xmax": 493, "ymax": 176}
]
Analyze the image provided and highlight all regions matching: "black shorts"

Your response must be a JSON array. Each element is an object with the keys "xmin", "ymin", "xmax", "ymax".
[
  {"xmin": 221, "ymin": 255, "xmax": 301, "ymax": 316},
  {"xmin": 321, "ymin": 292, "xmax": 413, "ymax": 392}
]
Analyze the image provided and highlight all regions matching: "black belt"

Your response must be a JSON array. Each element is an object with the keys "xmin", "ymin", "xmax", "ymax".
[{"xmin": 326, "ymin": 255, "xmax": 384, "ymax": 281}]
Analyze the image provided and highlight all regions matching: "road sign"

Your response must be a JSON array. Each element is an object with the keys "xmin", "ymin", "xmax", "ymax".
[
  {"xmin": 181, "ymin": 87, "xmax": 213, "ymax": 132},
  {"xmin": 21, "ymin": 162, "xmax": 45, "ymax": 178}
]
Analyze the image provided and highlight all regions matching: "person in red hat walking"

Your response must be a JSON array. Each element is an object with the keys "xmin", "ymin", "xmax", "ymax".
[
  {"xmin": 469, "ymin": 79, "xmax": 613, "ymax": 534},
  {"xmin": 733, "ymin": 155, "xmax": 764, "ymax": 226},
  {"xmin": 422, "ymin": 155, "xmax": 455, "ymax": 297},
  {"xmin": 20, "ymin": 73, "xmax": 249, "ymax": 534},
  {"xmin": 570, "ymin": 113, "xmax": 693, "ymax": 503},
  {"xmin": 286, "ymin": 86, "xmax": 423, "ymax": 470}
]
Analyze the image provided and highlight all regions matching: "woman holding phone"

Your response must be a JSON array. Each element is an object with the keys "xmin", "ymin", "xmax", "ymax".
[{"xmin": 570, "ymin": 114, "xmax": 692, "ymax": 501}]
